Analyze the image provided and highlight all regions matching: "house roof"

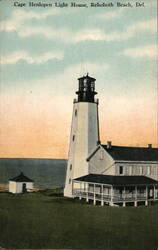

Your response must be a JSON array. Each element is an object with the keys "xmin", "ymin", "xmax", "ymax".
[
  {"xmin": 101, "ymin": 145, "xmax": 158, "ymax": 162},
  {"xmin": 9, "ymin": 172, "xmax": 34, "ymax": 182},
  {"xmin": 74, "ymin": 174, "xmax": 158, "ymax": 186}
]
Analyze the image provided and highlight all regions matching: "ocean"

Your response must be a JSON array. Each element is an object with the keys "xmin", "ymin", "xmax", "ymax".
[{"xmin": 0, "ymin": 158, "xmax": 67, "ymax": 188}]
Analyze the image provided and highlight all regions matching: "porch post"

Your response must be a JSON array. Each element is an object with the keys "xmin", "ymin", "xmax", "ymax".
[
  {"xmin": 79, "ymin": 182, "xmax": 82, "ymax": 200},
  {"xmin": 134, "ymin": 185, "xmax": 137, "ymax": 207},
  {"xmin": 154, "ymin": 185, "xmax": 156, "ymax": 200},
  {"xmin": 155, "ymin": 185, "xmax": 158, "ymax": 200},
  {"xmin": 145, "ymin": 185, "xmax": 148, "ymax": 206},
  {"xmin": 101, "ymin": 184, "xmax": 104, "ymax": 206},
  {"xmin": 110, "ymin": 186, "xmax": 114, "ymax": 206},
  {"xmin": 86, "ymin": 182, "xmax": 89, "ymax": 202},
  {"xmin": 72, "ymin": 181, "xmax": 74, "ymax": 197},
  {"xmin": 123, "ymin": 185, "xmax": 126, "ymax": 207},
  {"xmin": 93, "ymin": 183, "xmax": 96, "ymax": 205}
]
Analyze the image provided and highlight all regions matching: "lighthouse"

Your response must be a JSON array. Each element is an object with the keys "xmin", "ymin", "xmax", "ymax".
[{"xmin": 64, "ymin": 74, "xmax": 100, "ymax": 197}]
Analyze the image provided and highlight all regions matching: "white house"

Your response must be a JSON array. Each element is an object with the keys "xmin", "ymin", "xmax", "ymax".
[
  {"xmin": 72, "ymin": 142, "xmax": 158, "ymax": 206},
  {"xmin": 87, "ymin": 142, "xmax": 158, "ymax": 180},
  {"xmin": 9, "ymin": 172, "xmax": 34, "ymax": 194}
]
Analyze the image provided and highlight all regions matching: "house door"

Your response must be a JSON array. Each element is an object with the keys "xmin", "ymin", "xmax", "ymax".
[{"xmin": 22, "ymin": 183, "xmax": 27, "ymax": 193}]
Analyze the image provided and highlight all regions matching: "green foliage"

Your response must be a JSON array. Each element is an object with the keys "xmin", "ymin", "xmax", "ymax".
[{"xmin": 0, "ymin": 192, "xmax": 158, "ymax": 250}]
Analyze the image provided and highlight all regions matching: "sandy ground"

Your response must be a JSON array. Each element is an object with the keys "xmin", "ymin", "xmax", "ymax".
[
  {"xmin": 0, "ymin": 183, "xmax": 47, "ymax": 192},
  {"xmin": 0, "ymin": 183, "xmax": 8, "ymax": 192}
]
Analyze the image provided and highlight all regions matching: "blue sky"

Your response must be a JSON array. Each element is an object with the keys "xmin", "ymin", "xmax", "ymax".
[{"xmin": 0, "ymin": 0, "xmax": 157, "ymax": 158}]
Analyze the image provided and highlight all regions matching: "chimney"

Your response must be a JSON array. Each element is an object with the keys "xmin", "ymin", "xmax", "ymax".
[
  {"xmin": 148, "ymin": 144, "xmax": 152, "ymax": 148},
  {"xmin": 107, "ymin": 141, "xmax": 112, "ymax": 149}
]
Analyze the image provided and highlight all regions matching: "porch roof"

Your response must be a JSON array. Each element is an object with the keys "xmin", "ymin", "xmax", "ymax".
[{"xmin": 74, "ymin": 174, "xmax": 158, "ymax": 186}]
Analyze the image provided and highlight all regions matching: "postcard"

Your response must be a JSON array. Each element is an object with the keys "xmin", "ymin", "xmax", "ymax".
[{"xmin": 0, "ymin": 0, "xmax": 157, "ymax": 249}]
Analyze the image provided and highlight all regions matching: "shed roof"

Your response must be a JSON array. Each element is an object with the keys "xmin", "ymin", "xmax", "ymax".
[
  {"xmin": 74, "ymin": 174, "xmax": 158, "ymax": 186},
  {"xmin": 101, "ymin": 145, "xmax": 158, "ymax": 162},
  {"xmin": 9, "ymin": 172, "xmax": 34, "ymax": 182}
]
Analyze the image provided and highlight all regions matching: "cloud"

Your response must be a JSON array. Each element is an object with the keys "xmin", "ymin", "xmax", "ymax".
[
  {"xmin": 17, "ymin": 25, "xmax": 71, "ymax": 41},
  {"xmin": 4, "ymin": 17, "xmax": 155, "ymax": 45},
  {"xmin": 95, "ymin": 8, "xmax": 124, "ymax": 20},
  {"xmin": 0, "ymin": 7, "xmax": 156, "ymax": 44},
  {"xmin": 40, "ymin": 61, "xmax": 110, "ymax": 91},
  {"xmin": 120, "ymin": 44, "xmax": 157, "ymax": 58},
  {"xmin": 16, "ymin": 17, "xmax": 157, "ymax": 43},
  {"xmin": 1, "ymin": 50, "xmax": 64, "ymax": 64},
  {"xmin": 74, "ymin": 18, "xmax": 156, "ymax": 42},
  {"xmin": 59, "ymin": 61, "xmax": 110, "ymax": 79},
  {"xmin": 1, "ymin": 61, "xmax": 109, "ymax": 93},
  {"xmin": 0, "ymin": 9, "xmax": 59, "ymax": 31}
]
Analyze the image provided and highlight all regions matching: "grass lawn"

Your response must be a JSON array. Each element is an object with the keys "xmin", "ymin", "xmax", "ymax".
[{"xmin": 0, "ymin": 190, "xmax": 158, "ymax": 250}]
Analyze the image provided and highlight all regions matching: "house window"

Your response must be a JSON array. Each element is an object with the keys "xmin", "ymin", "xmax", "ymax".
[
  {"xmin": 135, "ymin": 167, "xmax": 139, "ymax": 175},
  {"xmin": 70, "ymin": 164, "xmax": 72, "ymax": 170},
  {"xmin": 75, "ymin": 109, "xmax": 77, "ymax": 116},
  {"xmin": 72, "ymin": 135, "xmax": 75, "ymax": 141},
  {"xmin": 140, "ymin": 166, "xmax": 143, "ymax": 175},
  {"xmin": 69, "ymin": 178, "xmax": 71, "ymax": 184},
  {"xmin": 129, "ymin": 166, "xmax": 133, "ymax": 175},
  {"xmin": 143, "ymin": 166, "xmax": 146, "ymax": 175},
  {"xmin": 147, "ymin": 166, "xmax": 151, "ymax": 175},
  {"xmin": 119, "ymin": 166, "xmax": 123, "ymax": 175}
]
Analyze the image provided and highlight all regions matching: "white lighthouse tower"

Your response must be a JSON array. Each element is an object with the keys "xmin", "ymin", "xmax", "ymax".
[{"xmin": 64, "ymin": 74, "xmax": 100, "ymax": 197}]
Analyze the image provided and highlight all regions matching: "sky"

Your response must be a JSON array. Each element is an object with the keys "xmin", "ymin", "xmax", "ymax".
[{"xmin": 0, "ymin": 0, "xmax": 157, "ymax": 159}]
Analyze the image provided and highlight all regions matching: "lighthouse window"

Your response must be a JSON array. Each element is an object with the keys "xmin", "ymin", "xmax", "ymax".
[
  {"xmin": 75, "ymin": 109, "xmax": 77, "ymax": 116},
  {"xmin": 91, "ymin": 82, "xmax": 95, "ymax": 91},
  {"xmin": 83, "ymin": 79, "xmax": 87, "ymax": 90},
  {"xmin": 69, "ymin": 178, "xmax": 71, "ymax": 184},
  {"xmin": 72, "ymin": 135, "xmax": 75, "ymax": 141},
  {"xmin": 119, "ymin": 166, "xmax": 123, "ymax": 175},
  {"xmin": 70, "ymin": 164, "xmax": 72, "ymax": 170}
]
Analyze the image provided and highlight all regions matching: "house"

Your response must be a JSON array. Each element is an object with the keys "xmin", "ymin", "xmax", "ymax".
[
  {"xmin": 87, "ymin": 142, "xmax": 158, "ymax": 180},
  {"xmin": 72, "ymin": 143, "xmax": 158, "ymax": 206},
  {"xmin": 9, "ymin": 172, "xmax": 34, "ymax": 194}
]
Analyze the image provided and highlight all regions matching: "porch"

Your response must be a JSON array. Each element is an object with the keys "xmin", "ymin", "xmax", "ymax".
[{"xmin": 72, "ymin": 174, "xmax": 158, "ymax": 206}]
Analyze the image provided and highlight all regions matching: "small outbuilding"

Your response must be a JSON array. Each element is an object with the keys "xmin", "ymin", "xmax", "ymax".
[{"xmin": 9, "ymin": 172, "xmax": 34, "ymax": 194}]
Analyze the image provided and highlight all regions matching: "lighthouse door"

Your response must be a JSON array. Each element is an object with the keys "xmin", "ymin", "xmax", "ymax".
[{"xmin": 22, "ymin": 183, "xmax": 27, "ymax": 193}]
